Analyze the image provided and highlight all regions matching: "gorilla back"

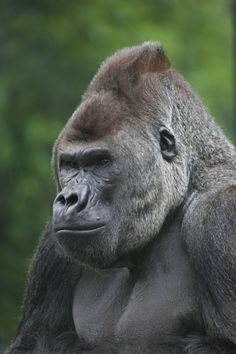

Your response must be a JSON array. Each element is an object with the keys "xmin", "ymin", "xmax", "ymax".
[{"xmin": 7, "ymin": 43, "xmax": 236, "ymax": 354}]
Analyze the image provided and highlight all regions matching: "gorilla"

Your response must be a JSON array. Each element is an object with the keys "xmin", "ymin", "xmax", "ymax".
[{"xmin": 7, "ymin": 43, "xmax": 236, "ymax": 353}]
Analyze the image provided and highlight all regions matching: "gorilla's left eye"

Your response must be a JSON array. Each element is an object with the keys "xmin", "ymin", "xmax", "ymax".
[
  {"xmin": 86, "ymin": 153, "xmax": 112, "ymax": 169},
  {"xmin": 99, "ymin": 158, "xmax": 110, "ymax": 167},
  {"xmin": 92, "ymin": 157, "xmax": 111, "ymax": 170}
]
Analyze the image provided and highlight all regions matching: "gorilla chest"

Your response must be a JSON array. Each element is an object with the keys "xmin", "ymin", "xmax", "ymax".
[{"xmin": 72, "ymin": 257, "xmax": 194, "ymax": 344}]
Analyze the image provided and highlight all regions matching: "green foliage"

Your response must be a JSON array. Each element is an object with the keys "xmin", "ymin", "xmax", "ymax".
[{"xmin": 0, "ymin": 0, "xmax": 234, "ymax": 345}]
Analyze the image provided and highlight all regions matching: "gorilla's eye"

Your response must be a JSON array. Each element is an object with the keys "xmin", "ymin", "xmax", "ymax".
[
  {"xmin": 60, "ymin": 154, "xmax": 77, "ymax": 169},
  {"xmin": 99, "ymin": 158, "xmax": 110, "ymax": 167},
  {"xmin": 69, "ymin": 160, "xmax": 77, "ymax": 168},
  {"xmin": 159, "ymin": 127, "xmax": 177, "ymax": 161},
  {"xmin": 91, "ymin": 156, "xmax": 111, "ymax": 170},
  {"xmin": 85, "ymin": 153, "xmax": 112, "ymax": 170}
]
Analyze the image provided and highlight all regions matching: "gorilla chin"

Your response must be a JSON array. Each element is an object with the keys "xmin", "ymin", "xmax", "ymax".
[{"xmin": 53, "ymin": 223, "xmax": 119, "ymax": 268}]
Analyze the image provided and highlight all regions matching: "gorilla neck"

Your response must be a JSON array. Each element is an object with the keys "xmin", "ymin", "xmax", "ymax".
[
  {"xmin": 72, "ymin": 215, "xmax": 196, "ymax": 345},
  {"xmin": 80, "ymin": 208, "xmax": 183, "ymax": 272},
  {"xmin": 191, "ymin": 159, "xmax": 236, "ymax": 193}
]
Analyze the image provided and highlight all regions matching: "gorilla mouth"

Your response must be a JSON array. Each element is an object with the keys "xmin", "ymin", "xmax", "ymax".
[{"xmin": 54, "ymin": 224, "xmax": 105, "ymax": 236}]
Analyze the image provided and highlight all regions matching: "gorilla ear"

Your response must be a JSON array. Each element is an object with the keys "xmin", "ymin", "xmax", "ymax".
[{"xmin": 159, "ymin": 127, "xmax": 177, "ymax": 161}]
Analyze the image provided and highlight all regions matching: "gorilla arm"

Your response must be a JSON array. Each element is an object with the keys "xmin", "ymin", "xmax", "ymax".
[
  {"xmin": 183, "ymin": 184, "xmax": 236, "ymax": 346},
  {"xmin": 6, "ymin": 223, "xmax": 83, "ymax": 354}
]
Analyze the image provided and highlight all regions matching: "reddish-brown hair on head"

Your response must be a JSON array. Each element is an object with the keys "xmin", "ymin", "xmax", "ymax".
[
  {"xmin": 85, "ymin": 42, "xmax": 171, "ymax": 97},
  {"xmin": 62, "ymin": 42, "xmax": 171, "ymax": 143},
  {"xmin": 65, "ymin": 92, "xmax": 130, "ymax": 142}
]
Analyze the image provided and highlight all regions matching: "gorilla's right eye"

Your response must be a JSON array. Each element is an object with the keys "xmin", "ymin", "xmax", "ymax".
[
  {"xmin": 68, "ymin": 160, "xmax": 77, "ymax": 168},
  {"xmin": 60, "ymin": 154, "xmax": 77, "ymax": 169}
]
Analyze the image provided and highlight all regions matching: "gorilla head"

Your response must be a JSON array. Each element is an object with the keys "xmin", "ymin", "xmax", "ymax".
[
  {"xmin": 51, "ymin": 44, "xmax": 196, "ymax": 268},
  {"xmin": 52, "ymin": 42, "xmax": 228, "ymax": 268}
]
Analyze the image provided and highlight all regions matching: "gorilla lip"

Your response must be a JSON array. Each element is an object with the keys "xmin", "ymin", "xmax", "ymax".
[{"xmin": 54, "ymin": 224, "xmax": 105, "ymax": 236}]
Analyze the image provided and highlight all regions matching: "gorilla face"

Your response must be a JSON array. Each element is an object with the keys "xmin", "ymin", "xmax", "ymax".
[
  {"xmin": 52, "ymin": 46, "xmax": 190, "ymax": 268},
  {"xmin": 52, "ymin": 114, "xmax": 185, "ymax": 268}
]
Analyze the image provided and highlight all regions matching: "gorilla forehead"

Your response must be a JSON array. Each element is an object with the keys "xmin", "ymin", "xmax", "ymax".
[{"xmin": 63, "ymin": 93, "xmax": 129, "ymax": 142}]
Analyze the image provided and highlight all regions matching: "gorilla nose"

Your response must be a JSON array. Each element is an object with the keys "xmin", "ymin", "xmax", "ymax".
[{"xmin": 54, "ymin": 185, "xmax": 90, "ymax": 214}]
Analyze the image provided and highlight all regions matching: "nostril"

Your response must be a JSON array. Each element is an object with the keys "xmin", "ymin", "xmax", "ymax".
[
  {"xmin": 56, "ymin": 194, "xmax": 66, "ymax": 205},
  {"xmin": 55, "ymin": 186, "xmax": 89, "ymax": 213},
  {"xmin": 67, "ymin": 193, "xmax": 78, "ymax": 207}
]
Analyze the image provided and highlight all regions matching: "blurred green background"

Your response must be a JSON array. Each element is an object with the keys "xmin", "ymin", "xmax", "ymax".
[{"xmin": 0, "ymin": 0, "xmax": 235, "ymax": 347}]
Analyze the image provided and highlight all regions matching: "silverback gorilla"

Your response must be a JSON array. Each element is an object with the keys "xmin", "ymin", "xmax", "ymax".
[{"xmin": 7, "ymin": 43, "xmax": 236, "ymax": 353}]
